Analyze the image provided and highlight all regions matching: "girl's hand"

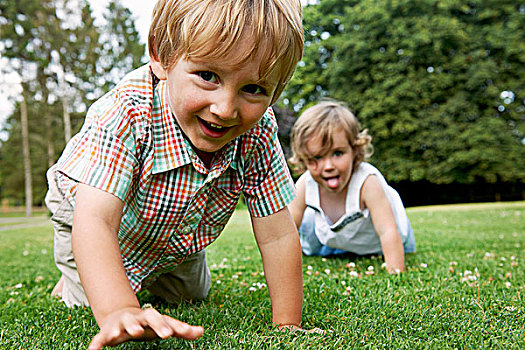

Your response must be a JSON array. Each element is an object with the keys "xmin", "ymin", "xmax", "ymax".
[
  {"xmin": 87, "ymin": 307, "xmax": 203, "ymax": 349},
  {"xmin": 276, "ymin": 324, "xmax": 329, "ymax": 334}
]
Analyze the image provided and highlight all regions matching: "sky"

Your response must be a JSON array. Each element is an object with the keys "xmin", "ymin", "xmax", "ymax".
[{"xmin": 0, "ymin": 0, "xmax": 155, "ymax": 131}]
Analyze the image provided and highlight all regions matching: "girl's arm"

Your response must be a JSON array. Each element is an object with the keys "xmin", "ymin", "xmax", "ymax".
[
  {"xmin": 361, "ymin": 176, "xmax": 405, "ymax": 273},
  {"xmin": 72, "ymin": 184, "xmax": 203, "ymax": 349},
  {"xmin": 287, "ymin": 175, "xmax": 307, "ymax": 228}
]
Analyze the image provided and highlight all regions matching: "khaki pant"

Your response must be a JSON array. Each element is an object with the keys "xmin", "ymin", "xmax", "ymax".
[{"xmin": 45, "ymin": 165, "xmax": 211, "ymax": 307}]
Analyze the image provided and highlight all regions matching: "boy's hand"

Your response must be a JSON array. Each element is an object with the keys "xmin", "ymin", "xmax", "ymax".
[{"xmin": 87, "ymin": 307, "xmax": 203, "ymax": 349}]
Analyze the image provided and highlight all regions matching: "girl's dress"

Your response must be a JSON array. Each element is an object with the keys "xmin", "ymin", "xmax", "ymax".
[{"xmin": 298, "ymin": 162, "xmax": 416, "ymax": 256}]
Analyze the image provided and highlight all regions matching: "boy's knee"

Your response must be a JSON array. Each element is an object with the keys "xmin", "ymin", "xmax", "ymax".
[
  {"xmin": 148, "ymin": 276, "xmax": 210, "ymax": 304},
  {"xmin": 184, "ymin": 283, "xmax": 210, "ymax": 303},
  {"xmin": 147, "ymin": 251, "xmax": 211, "ymax": 303}
]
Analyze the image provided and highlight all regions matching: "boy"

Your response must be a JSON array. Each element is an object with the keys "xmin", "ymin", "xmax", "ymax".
[{"xmin": 45, "ymin": 0, "xmax": 307, "ymax": 348}]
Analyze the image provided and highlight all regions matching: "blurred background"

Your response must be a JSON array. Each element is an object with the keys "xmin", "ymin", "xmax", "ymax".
[{"xmin": 0, "ymin": 0, "xmax": 523, "ymax": 215}]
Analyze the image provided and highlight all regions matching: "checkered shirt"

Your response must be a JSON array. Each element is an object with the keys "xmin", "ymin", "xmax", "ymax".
[{"xmin": 55, "ymin": 64, "xmax": 295, "ymax": 291}]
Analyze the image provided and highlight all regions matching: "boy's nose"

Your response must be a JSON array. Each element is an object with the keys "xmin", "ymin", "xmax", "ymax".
[{"xmin": 209, "ymin": 91, "xmax": 238, "ymax": 121}]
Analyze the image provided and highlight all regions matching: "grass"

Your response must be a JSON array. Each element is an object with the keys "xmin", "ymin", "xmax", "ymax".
[{"xmin": 0, "ymin": 201, "xmax": 523, "ymax": 349}]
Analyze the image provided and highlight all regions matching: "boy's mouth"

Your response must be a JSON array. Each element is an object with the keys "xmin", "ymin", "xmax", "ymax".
[
  {"xmin": 323, "ymin": 175, "xmax": 340, "ymax": 189},
  {"xmin": 198, "ymin": 117, "xmax": 233, "ymax": 138}
]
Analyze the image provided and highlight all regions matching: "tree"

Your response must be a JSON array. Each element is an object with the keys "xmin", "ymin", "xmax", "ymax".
[
  {"xmin": 97, "ymin": 0, "xmax": 146, "ymax": 91},
  {"xmin": 20, "ymin": 88, "xmax": 32, "ymax": 215},
  {"xmin": 282, "ymin": 0, "xmax": 524, "ymax": 187},
  {"xmin": 0, "ymin": 0, "xmax": 146, "ymax": 206}
]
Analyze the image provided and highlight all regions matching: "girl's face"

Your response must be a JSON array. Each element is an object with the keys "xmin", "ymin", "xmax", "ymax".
[{"xmin": 305, "ymin": 129, "xmax": 355, "ymax": 194}]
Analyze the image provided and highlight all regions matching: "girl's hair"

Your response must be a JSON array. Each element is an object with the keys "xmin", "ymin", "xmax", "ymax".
[
  {"xmin": 148, "ymin": 0, "xmax": 304, "ymax": 105},
  {"xmin": 289, "ymin": 100, "xmax": 373, "ymax": 174}
]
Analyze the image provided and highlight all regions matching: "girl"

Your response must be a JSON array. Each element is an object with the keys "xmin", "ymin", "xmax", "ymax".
[{"xmin": 288, "ymin": 100, "xmax": 416, "ymax": 273}]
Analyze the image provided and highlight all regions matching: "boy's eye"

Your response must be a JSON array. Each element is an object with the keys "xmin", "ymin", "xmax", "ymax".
[
  {"xmin": 197, "ymin": 71, "xmax": 218, "ymax": 83},
  {"xmin": 333, "ymin": 150, "xmax": 344, "ymax": 157},
  {"xmin": 242, "ymin": 84, "xmax": 266, "ymax": 95}
]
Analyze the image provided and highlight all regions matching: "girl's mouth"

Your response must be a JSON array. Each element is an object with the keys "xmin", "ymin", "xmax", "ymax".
[{"xmin": 324, "ymin": 175, "xmax": 340, "ymax": 189}]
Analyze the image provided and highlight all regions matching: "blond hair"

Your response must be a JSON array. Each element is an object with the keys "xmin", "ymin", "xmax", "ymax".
[
  {"xmin": 289, "ymin": 100, "xmax": 373, "ymax": 174},
  {"xmin": 148, "ymin": 0, "xmax": 304, "ymax": 105}
]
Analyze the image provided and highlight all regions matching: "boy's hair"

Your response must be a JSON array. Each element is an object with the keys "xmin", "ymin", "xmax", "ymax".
[
  {"xmin": 148, "ymin": 0, "xmax": 304, "ymax": 105},
  {"xmin": 289, "ymin": 100, "xmax": 373, "ymax": 174}
]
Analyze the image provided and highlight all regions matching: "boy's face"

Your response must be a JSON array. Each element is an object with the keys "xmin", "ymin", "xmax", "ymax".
[
  {"xmin": 305, "ymin": 129, "xmax": 355, "ymax": 194},
  {"xmin": 151, "ymin": 42, "xmax": 280, "ymax": 155}
]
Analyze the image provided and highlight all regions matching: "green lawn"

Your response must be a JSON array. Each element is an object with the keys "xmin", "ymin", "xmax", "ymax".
[{"xmin": 0, "ymin": 202, "xmax": 523, "ymax": 349}]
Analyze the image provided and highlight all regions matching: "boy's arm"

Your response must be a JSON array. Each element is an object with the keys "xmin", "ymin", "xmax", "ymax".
[
  {"xmin": 361, "ymin": 176, "xmax": 404, "ymax": 273},
  {"xmin": 72, "ymin": 184, "xmax": 203, "ymax": 349},
  {"xmin": 287, "ymin": 175, "xmax": 307, "ymax": 228},
  {"xmin": 251, "ymin": 207, "xmax": 303, "ymax": 328}
]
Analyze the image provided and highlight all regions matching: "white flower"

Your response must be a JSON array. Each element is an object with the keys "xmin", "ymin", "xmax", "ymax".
[
  {"xmin": 218, "ymin": 261, "xmax": 230, "ymax": 268},
  {"xmin": 349, "ymin": 271, "xmax": 359, "ymax": 277},
  {"xmin": 324, "ymin": 269, "xmax": 331, "ymax": 275},
  {"xmin": 484, "ymin": 252, "xmax": 496, "ymax": 260},
  {"xmin": 251, "ymin": 282, "xmax": 266, "ymax": 290},
  {"xmin": 367, "ymin": 266, "xmax": 374, "ymax": 271},
  {"xmin": 420, "ymin": 263, "xmax": 427, "ymax": 268},
  {"xmin": 460, "ymin": 270, "xmax": 478, "ymax": 283}
]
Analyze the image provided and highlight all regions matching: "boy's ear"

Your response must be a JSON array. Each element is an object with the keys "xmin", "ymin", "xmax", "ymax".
[{"xmin": 150, "ymin": 58, "xmax": 168, "ymax": 80}]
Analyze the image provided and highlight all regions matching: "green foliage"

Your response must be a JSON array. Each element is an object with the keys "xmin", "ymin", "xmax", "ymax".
[
  {"xmin": 0, "ymin": 203, "xmax": 524, "ymax": 348},
  {"xmin": 0, "ymin": 96, "xmax": 62, "ymax": 204},
  {"xmin": 0, "ymin": 0, "xmax": 145, "ymax": 205},
  {"xmin": 282, "ymin": 0, "xmax": 525, "ymax": 185}
]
